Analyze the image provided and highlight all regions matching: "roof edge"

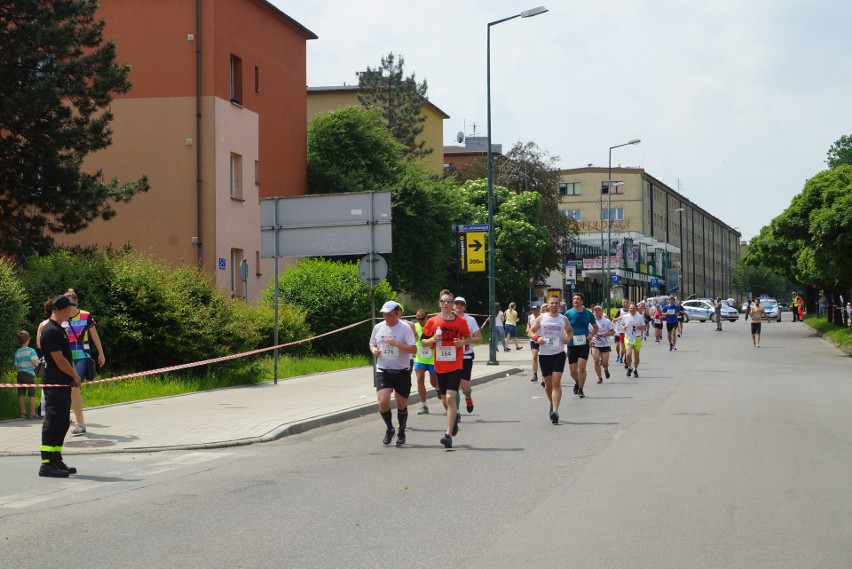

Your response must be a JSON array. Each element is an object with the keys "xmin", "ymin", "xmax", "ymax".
[{"xmin": 258, "ymin": 0, "xmax": 318, "ymax": 40}]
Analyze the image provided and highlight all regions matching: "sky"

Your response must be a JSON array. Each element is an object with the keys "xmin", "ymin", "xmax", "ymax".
[{"xmin": 272, "ymin": 0, "xmax": 852, "ymax": 241}]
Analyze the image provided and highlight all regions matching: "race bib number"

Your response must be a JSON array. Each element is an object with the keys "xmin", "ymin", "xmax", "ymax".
[
  {"xmin": 436, "ymin": 345, "xmax": 457, "ymax": 361},
  {"xmin": 418, "ymin": 346, "xmax": 432, "ymax": 359},
  {"xmin": 381, "ymin": 345, "xmax": 399, "ymax": 359},
  {"xmin": 626, "ymin": 336, "xmax": 638, "ymax": 346},
  {"xmin": 572, "ymin": 335, "xmax": 587, "ymax": 346}
]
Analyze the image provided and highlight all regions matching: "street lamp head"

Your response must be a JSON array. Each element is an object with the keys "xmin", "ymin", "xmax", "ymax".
[
  {"xmin": 521, "ymin": 6, "xmax": 549, "ymax": 18},
  {"xmin": 627, "ymin": 138, "xmax": 641, "ymax": 145}
]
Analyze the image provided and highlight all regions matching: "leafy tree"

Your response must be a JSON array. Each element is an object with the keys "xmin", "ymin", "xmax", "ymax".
[
  {"xmin": 385, "ymin": 165, "xmax": 459, "ymax": 301},
  {"xmin": 0, "ymin": 1, "xmax": 149, "ymax": 260},
  {"xmin": 826, "ymin": 134, "xmax": 852, "ymax": 169},
  {"xmin": 452, "ymin": 179, "xmax": 549, "ymax": 314},
  {"xmin": 495, "ymin": 141, "xmax": 575, "ymax": 274},
  {"xmin": 358, "ymin": 52, "xmax": 431, "ymax": 159},
  {"xmin": 0, "ymin": 258, "xmax": 29, "ymax": 362},
  {"xmin": 307, "ymin": 106, "xmax": 401, "ymax": 194}
]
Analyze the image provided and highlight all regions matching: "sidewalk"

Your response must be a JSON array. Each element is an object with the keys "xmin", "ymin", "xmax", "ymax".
[{"xmin": 0, "ymin": 342, "xmax": 528, "ymax": 457}]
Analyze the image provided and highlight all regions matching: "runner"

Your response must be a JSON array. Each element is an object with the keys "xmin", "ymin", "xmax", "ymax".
[
  {"xmin": 613, "ymin": 299, "xmax": 630, "ymax": 365},
  {"xmin": 453, "ymin": 297, "xmax": 483, "ymax": 417},
  {"xmin": 565, "ymin": 292, "xmax": 598, "ymax": 399},
  {"xmin": 412, "ymin": 308, "xmax": 438, "ymax": 415},
  {"xmin": 528, "ymin": 302, "xmax": 542, "ymax": 384},
  {"xmin": 749, "ymin": 298, "xmax": 768, "ymax": 347},
  {"xmin": 421, "ymin": 290, "xmax": 471, "ymax": 449},
  {"xmin": 662, "ymin": 296, "xmax": 682, "ymax": 351},
  {"xmin": 591, "ymin": 305, "xmax": 615, "ymax": 384},
  {"xmin": 369, "ymin": 301, "xmax": 417, "ymax": 446},
  {"xmin": 677, "ymin": 299, "xmax": 686, "ymax": 337},
  {"xmin": 651, "ymin": 304, "xmax": 664, "ymax": 343},
  {"xmin": 620, "ymin": 303, "xmax": 647, "ymax": 378},
  {"xmin": 529, "ymin": 295, "xmax": 569, "ymax": 424}
]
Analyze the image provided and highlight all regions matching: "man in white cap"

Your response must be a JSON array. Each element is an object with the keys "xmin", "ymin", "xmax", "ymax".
[
  {"xmin": 529, "ymin": 302, "xmax": 542, "ymax": 384},
  {"xmin": 453, "ymin": 296, "xmax": 482, "ymax": 417},
  {"xmin": 369, "ymin": 300, "xmax": 417, "ymax": 446}
]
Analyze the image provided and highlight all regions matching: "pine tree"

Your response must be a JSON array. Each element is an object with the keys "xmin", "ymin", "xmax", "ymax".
[
  {"xmin": 357, "ymin": 52, "xmax": 432, "ymax": 160},
  {"xmin": 0, "ymin": 0, "xmax": 149, "ymax": 259}
]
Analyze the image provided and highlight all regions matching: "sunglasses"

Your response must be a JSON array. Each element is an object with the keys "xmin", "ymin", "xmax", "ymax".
[
  {"xmin": 439, "ymin": 299, "xmax": 454, "ymax": 304},
  {"xmin": 453, "ymin": 301, "xmax": 466, "ymax": 305}
]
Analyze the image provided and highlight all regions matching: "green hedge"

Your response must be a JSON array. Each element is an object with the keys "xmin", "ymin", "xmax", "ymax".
[{"xmin": 264, "ymin": 258, "xmax": 396, "ymax": 355}]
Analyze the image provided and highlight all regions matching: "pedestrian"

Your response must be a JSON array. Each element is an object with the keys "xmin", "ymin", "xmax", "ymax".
[
  {"xmin": 528, "ymin": 294, "xmax": 570, "ymax": 424},
  {"xmin": 421, "ymin": 290, "xmax": 471, "ymax": 449},
  {"xmin": 369, "ymin": 301, "xmax": 417, "ymax": 447},
  {"xmin": 791, "ymin": 292, "xmax": 800, "ymax": 322},
  {"xmin": 528, "ymin": 302, "xmax": 542, "ymax": 384},
  {"xmin": 662, "ymin": 296, "xmax": 681, "ymax": 351},
  {"xmin": 676, "ymin": 299, "xmax": 686, "ymax": 337},
  {"xmin": 62, "ymin": 289, "xmax": 106, "ymax": 435},
  {"xmin": 749, "ymin": 298, "xmax": 768, "ymax": 347},
  {"xmin": 453, "ymin": 297, "xmax": 483, "ymax": 417},
  {"xmin": 591, "ymin": 305, "xmax": 614, "ymax": 384},
  {"xmin": 713, "ymin": 297, "xmax": 724, "ymax": 331},
  {"xmin": 727, "ymin": 295, "xmax": 735, "ymax": 308},
  {"xmin": 14, "ymin": 331, "xmax": 39, "ymax": 420},
  {"xmin": 565, "ymin": 292, "xmax": 598, "ymax": 399},
  {"xmin": 38, "ymin": 295, "xmax": 82, "ymax": 477},
  {"xmin": 494, "ymin": 302, "xmax": 508, "ymax": 351},
  {"xmin": 818, "ymin": 293, "xmax": 828, "ymax": 318},
  {"xmin": 412, "ymin": 308, "xmax": 439, "ymax": 415},
  {"xmin": 504, "ymin": 302, "xmax": 523, "ymax": 350},
  {"xmin": 620, "ymin": 303, "xmax": 646, "ymax": 378}
]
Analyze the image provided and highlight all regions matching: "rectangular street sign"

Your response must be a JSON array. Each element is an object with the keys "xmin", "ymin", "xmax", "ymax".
[
  {"xmin": 460, "ymin": 223, "xmax": 490, "ymax": 232},
  {"xmin": 465, "ymin": 231, "xmax": 486, "ymax": 272}
]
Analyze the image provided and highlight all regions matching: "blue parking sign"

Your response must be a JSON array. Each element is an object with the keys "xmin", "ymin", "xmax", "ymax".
[{"xmin": 218, "ymin": 258, "xmax": 226, "ymax": 270}]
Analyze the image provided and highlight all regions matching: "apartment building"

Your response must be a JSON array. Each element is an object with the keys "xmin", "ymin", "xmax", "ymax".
[
  {"xmin": 555, "ymin": 167, "xmax": 741, "ymax": 303},
  {"xmin": 56, "ymin": 0, "xmax": 316, "ymax": 301}
]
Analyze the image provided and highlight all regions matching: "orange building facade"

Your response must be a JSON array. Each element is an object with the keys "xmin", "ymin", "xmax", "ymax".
[{"xmin": 57, "ymin": 0, "xmax": 315, "ymax": 300}]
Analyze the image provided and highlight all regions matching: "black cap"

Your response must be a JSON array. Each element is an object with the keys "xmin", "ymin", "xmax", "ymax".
[{"xmin": 52, "ymin": 295, "xmax": 77, "ymax": 310}]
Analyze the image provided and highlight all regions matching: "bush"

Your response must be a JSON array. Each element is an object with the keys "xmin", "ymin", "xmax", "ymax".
[
  {"xmin": 0, "ymin": 259, "xmax": 29, "ymax": 364},
  {"xmin": 19, "ymin": 249, "xmax": 308, "ymax": 373},
  {"xmin": 264, "ymin": 258, "xmax": 396, "ymax": 355}
]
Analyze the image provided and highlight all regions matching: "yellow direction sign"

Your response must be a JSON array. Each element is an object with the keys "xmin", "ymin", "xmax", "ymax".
[{"xmin": 466, "ymin": 231, "xmax": 486, "ymax": 272}]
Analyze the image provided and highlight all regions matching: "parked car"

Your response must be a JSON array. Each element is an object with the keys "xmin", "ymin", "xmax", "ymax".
[
  {"xmin": 758, "ymin": 298, "xmax": 782, "ymax": 322},
  {"xmin": 681, "ymin": 299, "xmax": 739, "ymax": 322}
]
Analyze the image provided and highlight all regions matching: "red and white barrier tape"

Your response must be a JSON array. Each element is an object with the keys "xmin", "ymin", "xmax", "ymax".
[{"xmin": 1, "ymin": 317, "xmax": 373, "ymax": 389}]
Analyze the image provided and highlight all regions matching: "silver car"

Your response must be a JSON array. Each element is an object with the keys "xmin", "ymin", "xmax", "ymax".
[
  {"xmin": 682, "ymin": 299, "xmax": 739, "ymax": 323},
  {"xmin": 754, "ymin": 298, "xmax": 782, "ymax": 322}
]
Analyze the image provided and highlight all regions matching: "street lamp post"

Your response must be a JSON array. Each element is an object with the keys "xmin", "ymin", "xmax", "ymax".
[
  {"xmin": 604, "ymin": 139, "xmax": 640, "ymax": 306},
  {"xmin": 487, "ymin": 5, "xmax": 548, "ymax": 366}
]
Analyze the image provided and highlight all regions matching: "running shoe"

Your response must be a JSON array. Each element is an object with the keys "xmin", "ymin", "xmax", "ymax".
[
  {"xmin": 531, "ymin": 374, "xmax": 538, "ymax": 383},
  {"xmin": 597, "ymin": 376, "xmax": 603, "ymax": 384},
  {"xmin": 605, "ymin": 368, "xmax": 610, "ymax": 379},
  {"xmin": 396, "ymin": 431, "xmax": 406, "ymax": 446},
  {"xmin": 578, "ymin": 388, "xmax": 585, "ymax": 398},
  {"xmin": 71, "ymin": 424, "xmax": 86, "ymax": 435},
  {"xmin": 417, "ymin": 405, "xmax": 429, "ymax": 415},
  {"xmin": 672, "ymin": 346, "xmax": 677, "ymax": 351},
  {"xmin": 550, "ymin": 410, "xmax": 559, "ymax": 424},
  {"xmin": 452, "ymin": 415, "xmax": 460, "ymax": 436},
  {"xmin": 440, "ymin": 434, "xmax": 453, "ymax": 448},
  {"xmin": 633, "ymin": 370, "xmax": 639, "ymax": 378},
  {"xmin": 465, "ymin": 397, "xmax": 474, "ymax": 413},
  {"xmin": 573, "ymin": 383, "xmax": 579, "ymax": 395},
  {"xmin": 627, "ymin": 368, "xmax": 633, "ymax": 377},
  {"xmin": 669, "ymin": 344, "xmax": 673, "ymax": 351},
  {"xmin": 382, "ymin": 429, "xmax": 395, "ymax": 446},
  {"xmin": 541, "ymin": 380, "xmax": 545, "ymax": 387}
]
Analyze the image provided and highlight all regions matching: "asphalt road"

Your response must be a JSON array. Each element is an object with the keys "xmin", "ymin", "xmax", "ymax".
[{"xmin": 1, "ymin": 319, "xmax": 850, "ymax": 569}]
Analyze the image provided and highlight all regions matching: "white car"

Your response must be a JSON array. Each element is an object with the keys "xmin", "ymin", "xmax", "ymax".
[
  {"xmin": 754, "ymin": 298, "xmax": 782, "ymax": 322},
  {"xmin": 681, "ymin": 299, "xmax": 738, "ymax": 323}
]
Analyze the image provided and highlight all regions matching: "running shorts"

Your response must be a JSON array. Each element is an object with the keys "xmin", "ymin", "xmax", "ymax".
[
  {"xmin": 592, "ymin": 345, "xmax": 611, "ymax": 353},
  {"xmin": 666, "ymin": 322, "xmax": 678, "ymax": 332},
  {"xmin": 567, "ymin": 344, "xmax": 591, "ymax": 365},
  {"xmin": 461, "ymin": 357, "xmax": 474, "ymax": 381},
  {"xmin": 751, "ymin": 322, "xmax": 762, "ymax": 335},
  {"xmin": 437, "ymin": 369, "xmax": 463, "ymax": 394},
  {"xmin": 539, "ymin": 351, "xmax": 567, "ymax": 376},
  {"xmin": 625, "ymin": 336, "xmax": 643, "ymax": 351},
  {"xmin": 413, "ymin": 361, "xmax": 435, "ymax": 374},
  {"xmin": 376, "ymin": 368, "xmax": 412, "ymax": 397}
]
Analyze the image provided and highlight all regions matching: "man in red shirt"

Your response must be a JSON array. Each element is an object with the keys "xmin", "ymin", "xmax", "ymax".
[{"xmin": 421, "ymin": 289, "xmax": 471, "ymax": 448}]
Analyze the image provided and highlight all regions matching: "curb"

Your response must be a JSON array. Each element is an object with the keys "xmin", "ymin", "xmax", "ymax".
[
  {"xmin": 7, "ymin": 366, "xmax": 523, "ymax": 457},
  {"xmin": 803, "ymin": 322, "xmax": 852, "ymax": 357}
]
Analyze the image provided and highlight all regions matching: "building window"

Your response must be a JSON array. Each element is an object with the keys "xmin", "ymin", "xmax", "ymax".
[
  {"xmin": 230, "ymin": 153, "xmax": 243, "ymax": 199},
  {"xmin": 602, "ymin": 208, "xmax": 624, "ymax": 221},
  {"xmin": 255, "ymin": 160, "xmax": 260, "ymax": 186},
  {"xmin": 601, "ymin": 181, "xmax": 624, "ymax": 195},
  {"xmin": 229, "ymin": 54, "xmax": 242, "ymax": 104},
  {"xmin": 559, "ymin": 182, "xmax": 581, "ymax": 196},
  {"xmin": 254, "ymin": 65, "xmax": 260, "ymax": 93},
  {"xmin": 563, "ymin": 209, "xmax": 582, "ymax": 221}
]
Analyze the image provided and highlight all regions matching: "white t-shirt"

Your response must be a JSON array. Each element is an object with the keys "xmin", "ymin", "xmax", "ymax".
[
  {"xmin": 461, "ymin": 314, "xmax": 480, "ymax": 358},
  {"xmin": 535, "ymin": 313, "xmax": 567, "ymax": 356},
  {"xmin": 369, "ymin": 321, "xmax": 415, "ymax": 370},
  {"xmin": 592, "ymin": 317, "xmax": 613, "ymax": 348},
  {"xmin": 495, "ymin": 310, "xmax": 505, "ymax": 329},
  {"xmin": 621, "ymin": 313, "xmax": 646, "ymax": 338}
]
